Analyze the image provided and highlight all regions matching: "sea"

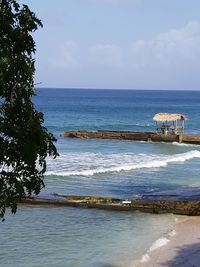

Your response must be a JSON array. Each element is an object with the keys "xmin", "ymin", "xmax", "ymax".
[{"xmin": 1, "ymin": 89, "xmax": 200, "ymax": 267}]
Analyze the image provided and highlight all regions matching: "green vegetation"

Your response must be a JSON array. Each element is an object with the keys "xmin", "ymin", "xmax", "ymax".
[{"xmin": 0, "ymin": 0, "xmax": 58, "ymax": 220}]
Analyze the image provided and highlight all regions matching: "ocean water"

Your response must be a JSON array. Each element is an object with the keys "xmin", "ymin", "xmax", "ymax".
[{"xmin": 1, "ymin": 89, "xmax": 200, "ymax": 267}]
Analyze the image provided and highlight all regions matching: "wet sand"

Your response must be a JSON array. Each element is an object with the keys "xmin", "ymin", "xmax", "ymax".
[{"xmin": 137, "ymin": 216, "xmax": 200, "ymax": 267}]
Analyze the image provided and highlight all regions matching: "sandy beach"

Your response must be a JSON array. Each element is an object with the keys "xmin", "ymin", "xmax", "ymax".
[{"xmin": 136, "ymin": 216, "xmax": 200, "ymax": 267}]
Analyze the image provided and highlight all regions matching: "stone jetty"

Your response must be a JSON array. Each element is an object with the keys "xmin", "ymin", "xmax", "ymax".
[
  {"xmin": 62, "ymin": 130, "xmax": 200, "ymax": 145},
  {"xmin": 20, "ymin": 194, "xmax": 200, "ymax": 216}
]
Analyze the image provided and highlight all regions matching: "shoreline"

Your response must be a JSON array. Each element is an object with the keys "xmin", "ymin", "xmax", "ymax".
[{"xmin": 135, "ymin": 216, "xmax": 200, "ymax": 267}]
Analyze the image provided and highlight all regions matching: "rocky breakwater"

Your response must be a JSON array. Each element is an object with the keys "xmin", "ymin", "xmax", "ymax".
[
  {"xmin": 62, "ymin": 130, "xmax": 177, "ymax": 142},
  {"xmin": 62, "ymin": 130, "xmax": 200, "ymax": 144},
  {"xmin": 20, "ymin": 194, "xmax": 200, "ymax": 216}
]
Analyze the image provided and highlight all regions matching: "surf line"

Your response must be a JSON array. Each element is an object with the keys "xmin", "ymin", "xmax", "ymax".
[{"xmin": 45, "ymin": 150, "xmax": 200, "ymax": 177}]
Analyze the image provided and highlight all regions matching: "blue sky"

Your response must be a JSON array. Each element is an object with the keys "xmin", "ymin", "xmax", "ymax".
[{"xmin": 20, "ymin": 0, "xmax": 200, "ymax": 89}]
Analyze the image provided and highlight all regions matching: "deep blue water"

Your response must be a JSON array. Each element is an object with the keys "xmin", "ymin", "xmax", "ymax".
[
  {"xmin": 35, "ymin": 89, "xmax": 200, "ymax": 135},
  {"xmin": 1, "ymin": 89, "xmax": 200, "ymax": 267}
]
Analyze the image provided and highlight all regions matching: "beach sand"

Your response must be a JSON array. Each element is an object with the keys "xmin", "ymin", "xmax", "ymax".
[{"xmin": 136, "ymin": 216, "xmax": 200, "ymax": 267}]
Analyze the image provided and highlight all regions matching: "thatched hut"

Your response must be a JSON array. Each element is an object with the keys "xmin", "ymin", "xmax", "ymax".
[{"xmin": 153, "ymin": 113, "xmax": 187, "ymax": 135}]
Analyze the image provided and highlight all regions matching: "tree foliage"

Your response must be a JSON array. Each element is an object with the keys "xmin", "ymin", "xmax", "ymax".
[{"xmin": 0, "ymin": 0, "xmax": 58, "ymax": 220}]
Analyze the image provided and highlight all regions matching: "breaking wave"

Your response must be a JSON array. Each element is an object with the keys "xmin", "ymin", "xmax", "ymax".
[
  {"xmin": 172, "ymin": 142, "xmax": 199, "ymax": 147},
  {"xmin": 139, "ymin": 228, "xmax": 176, "ymax": 264},
  {"xmin": 45, "ymin": 150, "xmax": 200, "ymax": 177},
  {"xmin": 149, "ymin": 237, "xmax": 170, "ymax": 251}
]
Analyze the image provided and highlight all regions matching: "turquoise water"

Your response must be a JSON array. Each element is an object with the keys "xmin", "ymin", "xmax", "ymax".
[
  {"xmin": 1, "ymin": 89, "xmax": 200, "ymax": 266},
  {"xmin": 1, "ymin": 207, "xmax": 175, "ymax": 267}
]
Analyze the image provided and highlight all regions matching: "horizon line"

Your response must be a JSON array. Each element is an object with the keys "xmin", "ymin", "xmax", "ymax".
[{"xmin": 35, "ymin": 87, "xmax": 200, "ymax": 91}]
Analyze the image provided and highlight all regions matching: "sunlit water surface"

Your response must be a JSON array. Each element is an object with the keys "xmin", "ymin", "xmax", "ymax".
[{"xmin": 1, "ymin": 89, "xmax": 200, "ymax": 266}]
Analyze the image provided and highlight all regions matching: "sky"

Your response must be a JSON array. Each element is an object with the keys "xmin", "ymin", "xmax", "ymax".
[{"xmin": 19, "ymin": 0, "xmax": 200, "ymax": 90}]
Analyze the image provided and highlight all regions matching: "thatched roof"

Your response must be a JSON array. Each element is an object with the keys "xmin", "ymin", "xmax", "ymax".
[{"xmin": 153, "ymin": 113, "xmax": 187, "ymax": 122}]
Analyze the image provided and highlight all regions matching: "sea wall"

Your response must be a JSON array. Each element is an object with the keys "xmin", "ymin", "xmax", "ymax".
[
  {"xmin": 62, "ymin": 130, "xmax": 200, "ymax": 144},
  {"xmin": 20, "ymin": 195, "xmax": 200, "ymax": 216},
  {"xmin": 182, "ymin": 134, "xmax": 200, "ymax": 144}
]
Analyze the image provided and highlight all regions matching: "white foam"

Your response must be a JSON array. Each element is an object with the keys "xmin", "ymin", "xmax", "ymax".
[
  {"xmin": 168, "ymin": 230, "xmax": 176, "ymax": 237},
  {"xmin": 45, "ymin": 150, "xmax": 200, "ymax": 177},
  {"xmin": 172, "ymin": 142, "xmax": 198, "ymax": 147},
  {"xmin": 140, "ymin": 253, "xmax": 150, "ymax": 263},
  {"xmin": 138, "ymin": 236, "xmax": 171, "ymax": 265},
  {"xmin": 148, "ymin": 237, "xmax": 170, "ymax": 252}
]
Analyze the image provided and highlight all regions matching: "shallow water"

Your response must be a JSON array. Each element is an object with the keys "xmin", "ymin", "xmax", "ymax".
[
  {"xmin": 1, "ymin": 207, "xmax": 175, "ymax": 267},
  {"xmin": 1, "ymin": 89, "xmax": 200, "ymax": 266}
]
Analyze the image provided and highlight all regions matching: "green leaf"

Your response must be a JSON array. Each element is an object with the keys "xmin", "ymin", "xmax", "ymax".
[{"xmin": 0, "ymin": 0, "xmax": 58, "ymax": 220}]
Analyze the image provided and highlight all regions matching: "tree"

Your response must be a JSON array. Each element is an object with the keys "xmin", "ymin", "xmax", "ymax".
[{"xmin": 0, "ymin": 0, "xmax": 58, "ymax": 220}]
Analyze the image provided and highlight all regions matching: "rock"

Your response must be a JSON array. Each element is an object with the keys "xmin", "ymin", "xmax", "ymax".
[
  {"xmin": 20, "ymin": 194, "xmax": 200, "ymax": 216},
  {"xmin": 62, "ymin": 130, "xmax": 200, "ymax": 145}
]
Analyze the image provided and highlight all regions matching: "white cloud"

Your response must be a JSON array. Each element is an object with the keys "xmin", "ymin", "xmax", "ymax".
[
  {"xmin": 88, "ymin": 21, "xmax": 200, "ymax": 86},
  {"xmin": 130, "ymin": 21, "xmax": 200, "ymax": 72},
  {"xmin": 51, "ymin": 40, "xmax": 80, "ymax": 69},
  {"xmin": 89, "ymin": 44, "xmax": 124, "ymax": 68},
  {"xmin": 88, "ymin": 21, "xmax": 200, "ymax": 76},
  {"xmin": 44, "ymin": 21, "xmax": 200, "ymax": 89}
]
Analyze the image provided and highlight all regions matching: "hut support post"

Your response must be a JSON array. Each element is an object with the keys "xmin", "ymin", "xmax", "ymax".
[
  {"xmin": 182, "ymin": 120, "xmax": 185, "ymax": 133},
  {"xmin": 175, "ymin": 120, "xmax": 177, "ymax": 134}
]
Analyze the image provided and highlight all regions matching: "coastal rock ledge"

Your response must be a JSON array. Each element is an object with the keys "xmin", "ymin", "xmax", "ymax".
[
  {"xmin": 62, "ymin": 130, "xmax": 200, "ymax": 145},
  {"xmin": 20, "ymin": 194, "xmax": 200, "ymax": 216}
]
